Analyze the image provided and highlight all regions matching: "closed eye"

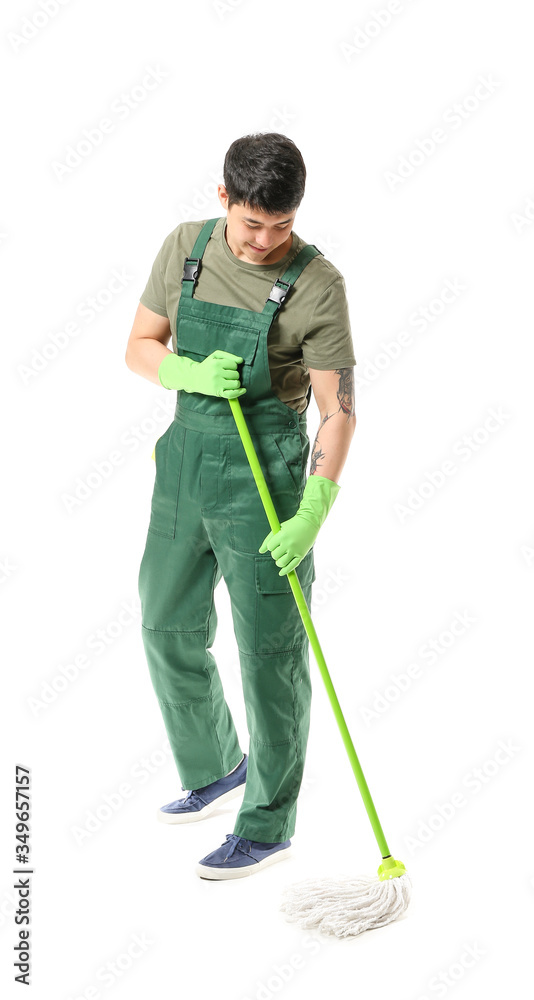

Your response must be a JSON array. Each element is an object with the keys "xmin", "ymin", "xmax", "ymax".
[{"xmin": 246, "ymin": 222, "xmax": 290, "ymax": 229}]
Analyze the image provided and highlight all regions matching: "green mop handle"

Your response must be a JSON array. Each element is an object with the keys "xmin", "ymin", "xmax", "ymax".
[{"xmin": 228, "ymin": 397, "xmax": 392, "ymax": 860}]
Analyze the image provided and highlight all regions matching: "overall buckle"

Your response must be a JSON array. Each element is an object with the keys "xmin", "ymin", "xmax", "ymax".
[
  {"xmin": 267, "ymin": 279, "xmax": 291, "ymax": 306},
  {"xmin": 182, "ymin": 257, "xmax": 202, "ymax": 285}
]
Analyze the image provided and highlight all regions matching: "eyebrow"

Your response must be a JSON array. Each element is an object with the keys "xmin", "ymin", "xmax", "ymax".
[{"xmin": 243, "ymin": 216, "xmax": 293, "ymax": 225}]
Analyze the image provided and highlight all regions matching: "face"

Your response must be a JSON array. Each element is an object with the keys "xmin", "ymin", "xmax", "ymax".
[{"xmin": 218, "ymin": 184, "xmax": 296, "ymax": 265}]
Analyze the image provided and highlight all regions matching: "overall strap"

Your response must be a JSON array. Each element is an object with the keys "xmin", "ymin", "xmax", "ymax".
[
  {"xmin": 180, "ymin": 217, "xmax": 220, "ymax": 299},
  {"xmin": 262, "ymin": 244, "xmax": 323, "ymax": 319},
  {"xmin": 180, "ymin": 217, "xmax": 323, "ymax": 312}
]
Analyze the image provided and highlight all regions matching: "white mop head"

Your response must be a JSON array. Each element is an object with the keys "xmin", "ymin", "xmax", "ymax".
[{"xmin": 279, "ymin": 872, "xmax": 412, "ymax": 938}]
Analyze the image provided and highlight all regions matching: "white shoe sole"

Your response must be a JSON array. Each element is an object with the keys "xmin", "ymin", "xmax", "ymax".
[
  {"xmin": 196, "ymin": 846, "xmax": 292, "ymax": 880},
  {"xmin": 157, "ymin": 783, "xmax": 245, "ymax": 825}
]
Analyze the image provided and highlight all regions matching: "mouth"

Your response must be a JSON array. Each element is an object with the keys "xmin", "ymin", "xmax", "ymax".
[{"xmin": 248, "ymin": 244, "xmax": 268, "ymax": 253}]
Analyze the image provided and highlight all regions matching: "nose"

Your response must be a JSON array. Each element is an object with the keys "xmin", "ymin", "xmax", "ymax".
[{"xmin": 252, "ymin": 230, "xmax": 273, "ymax": 248}]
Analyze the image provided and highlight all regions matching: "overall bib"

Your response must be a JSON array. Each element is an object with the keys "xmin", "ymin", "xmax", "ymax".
[{"xmin": 138, "ymin": 218, "xmax": 322, "ymax": 842}]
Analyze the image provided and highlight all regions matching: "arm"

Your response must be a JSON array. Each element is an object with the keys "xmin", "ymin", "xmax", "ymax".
[
  {"xmin": 308, "ymin": 366, "xmax": 357, "ymax": 482},
  {"xmin": 125, "ymin": 302, "xmax": 172, "ymax": 386},
  {"xmin": 125, "ymin": 302, "xmax": 246, "ymax": 396},
  {"xmin": 259, "ymin": 366, "xmax": 356, "ymax": 575}
]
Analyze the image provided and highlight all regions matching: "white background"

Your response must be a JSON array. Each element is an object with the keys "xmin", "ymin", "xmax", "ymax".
[{"xmin": 1, "ymin": 0, "xmax": 533, "ymax": 997}]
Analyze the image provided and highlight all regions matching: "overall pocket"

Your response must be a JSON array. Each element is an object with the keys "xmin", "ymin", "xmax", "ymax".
[
  {"xmin": 148, "ymin": 423, "xmax": 183, "ymax": 539},
  {"xmin": 267, "ymin": 431, "xmax": 305, "ymax": 500},
  {"xmin": 228, "ymin": 431, "xmax": 301, "ymax": 554},
  {"xmin": 177, "ymin": 320, "xmax": 260, "ymax": 394},
  {"xmin": 254, "ymin": 549, "xmax": 316, "ymax": 653}
]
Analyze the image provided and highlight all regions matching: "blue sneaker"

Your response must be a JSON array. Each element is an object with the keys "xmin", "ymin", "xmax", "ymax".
[
  {"xmin": 196, "ymin": 833, "xmax": 292, "ymax": 880},
  {"xmin": 157, "ymin": 755, "xmax": 248, "ymax": 825}
]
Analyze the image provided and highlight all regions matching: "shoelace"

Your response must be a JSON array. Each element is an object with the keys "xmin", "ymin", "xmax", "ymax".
[
  {"xmin": 223, "ymin": 834, "xmax": 252, "ymax": 859},
  {"xmin": 182, "ymin": 789, "xmax": 207, "ymax": 807}
]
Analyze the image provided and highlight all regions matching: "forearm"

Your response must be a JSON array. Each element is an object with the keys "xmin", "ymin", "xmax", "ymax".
[
  {"xmin": 125, "ymin": 338, "xmax": 172, "ymax": 386},
  {"xmin": 262, "ymin": 366, "xmax": 355, "ymax": 573},
  {"xmin": 262, "ymin": 399, "xmax": 354, "ymax": 574},
  {"xmin": 309, "ymin": 409, "xmax": 356, "ymax": 482}
]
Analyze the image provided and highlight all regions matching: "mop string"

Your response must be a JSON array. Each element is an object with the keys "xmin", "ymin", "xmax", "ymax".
[{"xmin": 228, "ymin": 397, "xmax": 392, "ymax": 861}]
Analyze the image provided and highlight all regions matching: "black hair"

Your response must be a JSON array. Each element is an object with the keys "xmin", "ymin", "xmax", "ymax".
[{"xmin": 223, "ymin": 133, "xmax": 306, "ymax": 215}]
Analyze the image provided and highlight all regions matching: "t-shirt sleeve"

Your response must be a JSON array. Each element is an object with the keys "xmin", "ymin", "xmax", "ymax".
[
  {"xmin": 301, "ymin": 275, "xmax": 356, "ymax": 370},
  {"xmin": 139, "ymin": 239, "xmax": 169, "ymax": 317}
]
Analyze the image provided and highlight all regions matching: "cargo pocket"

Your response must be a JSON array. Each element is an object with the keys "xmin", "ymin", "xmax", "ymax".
[
  {"xmin": 177, "ymin": 320, "xmax": 260, "ymax": 394},
  {"xmin": 267, "ymin": 431, "xmax": 305, "ymax": 499},
  {"xmin": 147, "ymin": 422, "xmax": 183, "ymax": 539},
  {"xmin": 228, "ymin": 431, "xmax": 300, "ymax": 554},
  {"xmin": 254, "ymin": 549, "xmax": 316, "ymax": 654}
]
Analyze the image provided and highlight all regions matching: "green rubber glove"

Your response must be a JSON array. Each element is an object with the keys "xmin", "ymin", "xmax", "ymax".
[
  {"xmin": 158, "ymin": 350, "xmax": 246, "ymax": 398},
  {"xmin": 259, "ymin": 474, "xmax": 341, "ymax": 576}
]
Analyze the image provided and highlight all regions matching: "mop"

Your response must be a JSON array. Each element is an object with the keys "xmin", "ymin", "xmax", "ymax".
[{"xmin": 228, "ymin": 397, "xmax": 412, "ymax": 939}]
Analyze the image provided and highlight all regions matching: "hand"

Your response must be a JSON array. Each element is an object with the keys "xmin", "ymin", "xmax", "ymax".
[
  {"xmin": 189, "ymin": 350, "xmax": 247, "ymax": 398},
  {"xmin": 259, "ymin": 474, "xmax": 341, "ymax": 576},
  {"xmin": 259, "ymin": 513, "xmax": 319, "ymax": 576},
  {"xmin": 158, "ymin": 350, "xmax": 246, "ymax": 398}
]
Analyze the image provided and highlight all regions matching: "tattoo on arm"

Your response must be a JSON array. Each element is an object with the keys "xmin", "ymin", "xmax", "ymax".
[
  {"xmin": 335, "ymin": 368, "xmax": 355, "ymax": 418},
  {"xmin": 310, "ymin": 412, "xmax": 331, "ymax": 473},
  {"xmin": 309, "ymin": 368, "xmax": 355, "ymax": 474}
]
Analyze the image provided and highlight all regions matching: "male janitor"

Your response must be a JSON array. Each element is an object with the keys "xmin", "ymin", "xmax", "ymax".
[{"xmin": 125, "ymin": 133, "xmax": 356, "ymax": 879}]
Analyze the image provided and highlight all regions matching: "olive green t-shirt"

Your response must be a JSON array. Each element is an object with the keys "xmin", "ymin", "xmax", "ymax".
[{"xmin": 139, "ymin": 216, "xmax": 356, "ymax": 413}]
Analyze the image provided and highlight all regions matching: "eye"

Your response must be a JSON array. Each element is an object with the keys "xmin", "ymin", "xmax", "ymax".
[{"xmin": 245, "ymin": 222, "xmax": 291, "ymax": 230}]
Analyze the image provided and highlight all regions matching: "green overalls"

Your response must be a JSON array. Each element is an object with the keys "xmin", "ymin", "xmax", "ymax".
[{"xmin": 138, "ymin": 218, "xmax": 322, "ymax": 842}]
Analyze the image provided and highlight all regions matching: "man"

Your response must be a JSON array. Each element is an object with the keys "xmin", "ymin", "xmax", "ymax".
[{"xmin": 125, "ymin": 132, "xmax": 356, "ymax": 880}]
